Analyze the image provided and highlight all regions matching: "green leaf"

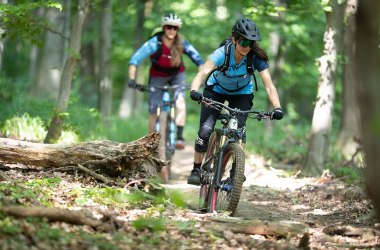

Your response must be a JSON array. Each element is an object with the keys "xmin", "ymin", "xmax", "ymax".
[{"xmin": 132, "ymin": 217, "xmax": 166, "ymax": 232}]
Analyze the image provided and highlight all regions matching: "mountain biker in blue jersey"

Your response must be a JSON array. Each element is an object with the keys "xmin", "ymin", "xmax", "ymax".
[
  {"xmin": 128, "ymin": 13, "xmax": 204, "ymax": 150},
  {"xmin": 187, "ymin": 17, "xmax": 284, "ymax": 185}
]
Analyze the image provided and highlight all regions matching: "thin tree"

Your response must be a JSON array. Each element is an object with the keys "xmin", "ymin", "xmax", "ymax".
[
  {"xmin": 44, "ymin": 0, "xmax": 90, "ymax": 143},
  {"xmin": 354, "ymin": 0, "xmax": 380, "ymax": 218},
  {"xmin": 118, "ymin": 0, "xmax": 151, "ymax": 119},
  {"xmin": 98, "ymin": 0, "xmax": 112, "ymax": 121},
  {"xmin": 302, "ymin": 0, "xmax": 344, "ymax": 176}
]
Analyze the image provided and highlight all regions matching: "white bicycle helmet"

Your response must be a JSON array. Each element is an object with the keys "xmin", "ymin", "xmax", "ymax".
[{"xmin": 161, "ymin": 13, "xmax": 182, "ymax": 28}]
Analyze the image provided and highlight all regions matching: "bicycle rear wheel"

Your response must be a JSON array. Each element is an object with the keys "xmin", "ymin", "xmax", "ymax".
[
  {"xmin": 199, "ymin": 132, "xmax": 219, "ymax": 211},
  {"xmin": 208, "ymin": 142, "xmax": 245, "ymax": 216}
]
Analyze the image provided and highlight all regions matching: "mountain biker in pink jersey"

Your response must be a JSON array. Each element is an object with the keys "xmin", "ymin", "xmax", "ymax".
[{"xmin": 128, "ymin": 13, "xmax": 204, "ymax": 149}]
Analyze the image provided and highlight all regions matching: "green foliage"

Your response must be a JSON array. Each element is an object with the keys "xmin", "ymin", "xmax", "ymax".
[
  {"xmin": 166, "ymin": 190, "xmax": 186, "ymax": 208},
  {"xmin": 330, "ymin": 166, "xmax": 364, "ymax": 184},
  {"xmin": 73, "ymin": 186, "xmax": 130, "ymax": 206},
  {"xmin": 0, "ymin": 178, "xmax": 60, "ymax": 206},
  {"xmin": 132, "ymin": 217, "xmax": 166, "ymax": 232},
  {"xmin": 34, "ymin": 220, "xmax": 63, "ymax": 241},
  {"xmin": 0, "ymin": 1, "xmax": 62, "ymax": 45},
  {"xmin": 1, "ymin": 113, "xmax": 47, "ymax": 142},
  {"xmin": 0, "ymin": 215, "xmax": 125, "ymax": 249},
  {"xmin": 0, "ymin": 217, "xmax": 22, "ymax": 235},
  {"xmin": 27, "ymin": 177, "xmax": 61, "ymax": 189},
  {"xmin": 71, "ymin": 185, "xmax": 168, "ymax": 208}
]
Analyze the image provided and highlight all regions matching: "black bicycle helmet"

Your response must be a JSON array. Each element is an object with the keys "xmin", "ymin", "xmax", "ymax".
[{"xmin": 232, "ymin": 18, "xmax": 261, "ymax": 41}]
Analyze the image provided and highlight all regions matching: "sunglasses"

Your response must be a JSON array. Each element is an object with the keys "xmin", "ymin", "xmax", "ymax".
[
  {"xmin": 165, "ymin": 25, "xmax": 179, "ymax": 31},
  {"xmin": 238, "ymin": 39, "xmax": 255, "ymax": 48}
]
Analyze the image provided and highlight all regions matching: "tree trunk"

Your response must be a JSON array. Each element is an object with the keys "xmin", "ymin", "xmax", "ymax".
[
  {"xmin": 336, "ymin": 0, "xmax": 361, "ymax": 160},
  {"xmin": 303, "ymin": 0, "xmax": 344, "ymax": 176},
  {"xmin": 0, "ymin": 133, "xmax": 163, "ymax": 179},
  {"xmin": 98, "ymin": 0, "xmax": 112, "ymax": 121},
  {"xmin": 44, "ymin": 0, "xmax": 89, "ymax": 143},
  {"xmin": 29, "ymin": 4, "xmax": 68, "ymax": 100},
  {"xmin": 0, "ymin": 0, "xmax": 8, "ymax": 70},
  {"xmin": 354, "ymin": 0, "xmax": 380, "ymax": 219},
  {"xmin": 118, "ymin": 0, "xmax": 150, "ymax": 119}
]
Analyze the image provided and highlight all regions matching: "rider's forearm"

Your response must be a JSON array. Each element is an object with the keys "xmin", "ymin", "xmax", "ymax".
[
  {"xmin": 128, "ymin": 64, "xmax": 137, "ymax": 80},
  {"xmin": 191, "ymin": 71, "xmax": 204, "ymax": 91},
  {"xmin": 260, "ymin": 69, "xmax": 281, "ymax": 108},
  {"xmin": 267, "ymin": 87, "xmax": 281, "ymax": 109},
  {"xmin": 191, "ymin": 60, "xmax": 215, "ymax": 91}
]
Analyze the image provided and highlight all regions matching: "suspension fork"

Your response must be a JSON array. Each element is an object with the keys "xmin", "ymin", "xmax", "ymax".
[
  {"xmin": 154, "ymin": 106, "xmax": 161, "ymax": 132},
  {"xmin": 170, "ymin": 102, "xmax": 175, "ymax": 119},
  {"xmin": 213, "ymin": 132, "xmax": 232, "ymax": 189}
]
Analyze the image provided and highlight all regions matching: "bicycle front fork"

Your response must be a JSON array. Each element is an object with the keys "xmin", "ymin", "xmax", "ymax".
[{"xmin": 155, "ymin": 106, "xmax": 176, "ymax": 151}]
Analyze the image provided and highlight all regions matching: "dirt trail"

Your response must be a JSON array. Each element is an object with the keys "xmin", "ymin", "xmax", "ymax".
[
  {"xmin": 167, "ymin": 142, "xmax": 379, "ymax": 249},
  {"xmin": 167, "ymin": 141, "xmax": 313, "ymax": 215}
]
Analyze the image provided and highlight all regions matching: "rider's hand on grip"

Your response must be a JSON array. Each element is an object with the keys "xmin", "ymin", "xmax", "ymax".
[
  {"xmin": 190, "ymin": 90, "xmax": 203, "ymax": 103},
  {"xmin": 128, "ymin": 79, "xmax": 137, "ymax": 89},
  {"xmin": 270, "ymin": 108, "xmax": 284, "ymax": 120}
]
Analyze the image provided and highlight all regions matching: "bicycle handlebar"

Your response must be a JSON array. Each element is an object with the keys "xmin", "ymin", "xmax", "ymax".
[
  {"xmin": 132, "ymin": 83, "xmax": 190, "ymax": 92},
  {"xmin": 200, "ymin": 97, "xmax": 271, "ymax": 120}
]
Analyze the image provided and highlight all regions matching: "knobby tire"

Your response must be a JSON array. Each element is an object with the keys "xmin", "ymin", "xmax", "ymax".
[
  {"xmin": 208, "ymin": 142, "xmax": 245, "ymax": 216},
  {"xmin": 199, "ymin": 132, "xmax": 219, "ymax": 210}
]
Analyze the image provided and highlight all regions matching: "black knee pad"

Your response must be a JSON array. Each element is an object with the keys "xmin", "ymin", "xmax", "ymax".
[
  {"xmin": 195, "ymin": 123, "xmax": 213, "ymax": 152},
  {"xmin": 198, "ymin": 123, "xmax": 213, "ymax": 139},
  {"xmin": 194, "ymin": 134, "xmax": 208, "ymax": 152}
]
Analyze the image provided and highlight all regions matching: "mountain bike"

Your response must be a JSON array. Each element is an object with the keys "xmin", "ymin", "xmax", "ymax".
[
  {"xmin": 195, "ymin": 97, "xmax": 271, "ymax": 216},
  {"xmin": 133, "ymin": 83, "xmax": 188, "ymax": 183}
]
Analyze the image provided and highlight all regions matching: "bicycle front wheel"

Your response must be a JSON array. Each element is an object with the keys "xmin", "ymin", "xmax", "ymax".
[
  {"xmin": 209, "ymin": 142, "xmax": 245, "ymax": 216},
  {"xmin": 199, "ymin": 131, "xmax": 219, "ymax": 210}
]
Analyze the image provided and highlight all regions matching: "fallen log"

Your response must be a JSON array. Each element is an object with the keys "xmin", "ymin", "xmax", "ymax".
[
  {"xmin": 0, "ymin": 205, "xmax": 103, "ymax": 229},
  {"xmin": 0, "ymin": 133, "xmax": 165, "ymax": 179}
]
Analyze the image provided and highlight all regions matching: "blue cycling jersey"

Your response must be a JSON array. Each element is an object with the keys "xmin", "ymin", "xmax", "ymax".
[{"xmin": 208, "ymin": 45, "xmax": 269, "ymax": 95}]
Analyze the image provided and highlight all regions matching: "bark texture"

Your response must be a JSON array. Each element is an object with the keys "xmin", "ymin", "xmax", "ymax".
[
  {"xmin": 355, "ymin": 0, "xmax": 380, "ymax": 219},
  {"xmin": 44, "ymin": 0, "xmax": 89, "ymax": 143},
  {"xmin": 0, "ymin": 133, "xmax": 164, "ymax": 179},
  {"xmin": 303, "ymin": 0, "xmax": 344, "ymax": 176}
]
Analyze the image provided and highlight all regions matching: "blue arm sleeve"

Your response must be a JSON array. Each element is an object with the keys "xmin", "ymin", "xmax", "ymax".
[
  {"xmin": 129, "ymin": 36, "xmax": 159, "ymax": 66},
  {"xmin": 183, "ymin": 40, "xmax": 204, "ymax": 66}
]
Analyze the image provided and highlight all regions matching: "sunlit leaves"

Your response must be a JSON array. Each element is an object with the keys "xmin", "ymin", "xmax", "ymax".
[
  {"xmin": 132, "ymin": 217, "xmax": 166, "ymax": 232},
  {"xmin": 0, "ymin": 1, "xmax": 62, "ymax": 44}
]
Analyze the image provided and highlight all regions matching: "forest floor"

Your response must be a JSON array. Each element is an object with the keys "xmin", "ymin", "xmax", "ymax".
[{"xmin": 0, "ymin": 141, "xmax": 379, "ymax": 249}]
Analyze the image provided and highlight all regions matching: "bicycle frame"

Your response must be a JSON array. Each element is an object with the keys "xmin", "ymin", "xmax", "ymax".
[
  {"xmin": 197, "ymin": 97, "xmax": 271, "ymax": 214},
  {"xmin": 155, "ymin": 89, "xmax": 176, "ymax": 154},
  {"xmin": 133, "ymin": 83, "xmax": 189, "ymax": 183}
]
